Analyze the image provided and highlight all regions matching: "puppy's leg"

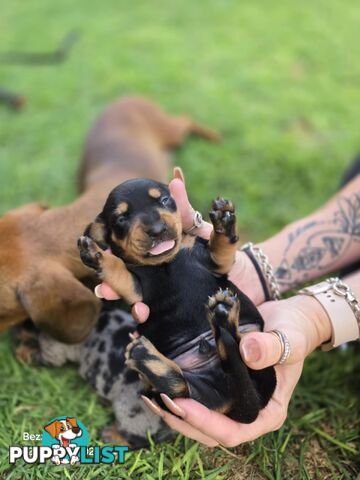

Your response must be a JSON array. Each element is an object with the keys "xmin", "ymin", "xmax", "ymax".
[
  {"xmin": 78, "ymin": 236, "xmax": 142, "ymax": 304},
  {"xmin": 38, "ymin": 333, "xmax": 83, "ymax": 367},
  {"xmin": 208, "ymin": 198, "xmax": 239, "ymax": 274},
  {"xmin": 207, "ymin": 288, "xmax": 241, "ymax": 372},
  {"xmin": 125, "ymin": 336, "xmax": 190, "ymax": 398},
  {"xmin": 12, "ymin": 321, "xmax": 42, "ymax": 365},
  {"xmin": 207, "ymin": 288, "xmax": 263, "ymax": 423},
  {"xmin": 165, "ymin": 116, "xmax": 221, "ymax": 145},
  {"xmin": 78, "ymin": 307, "xmax": 174, "ymax": 449}
]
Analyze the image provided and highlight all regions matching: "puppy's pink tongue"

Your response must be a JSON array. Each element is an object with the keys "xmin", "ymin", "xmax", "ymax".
[{"xmin": 149, "ymin": 239, "xmax": 175, "ymax": 255}]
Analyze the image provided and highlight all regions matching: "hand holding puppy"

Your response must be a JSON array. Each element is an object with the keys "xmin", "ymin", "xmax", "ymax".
[{"xmin": 95, "ymin": 167, "xmax": 265, "ymax": 317}]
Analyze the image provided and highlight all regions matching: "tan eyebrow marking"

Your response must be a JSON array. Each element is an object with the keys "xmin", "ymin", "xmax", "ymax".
[
  {"xmin": 148, "ymin": 188, "xmax": 161, "ymax": 199},
  {"xmin": 116, "ymin": 202, "xmax": 128, "ymax": 214}
]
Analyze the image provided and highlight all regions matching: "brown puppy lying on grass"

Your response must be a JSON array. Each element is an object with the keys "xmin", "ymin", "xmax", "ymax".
[{"xmin": 0, "ymin": 97, "xmax": 218, "ymax": 353}]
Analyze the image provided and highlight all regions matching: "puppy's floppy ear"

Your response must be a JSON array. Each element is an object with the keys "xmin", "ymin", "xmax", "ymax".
[
  {"xmin": 66, "ymin": 417, "xmax": 78, "ymax": 428},
  {"xmin": 84, "ymin": 214, "xmax": 108, "ymax": 250},
  {"xmin": 18, "ymin": 261, "xmax": 100, "ymax": 343},
  {"xmin": 44, "ymin": 420, "xmax": 61, "ymax": 438}
]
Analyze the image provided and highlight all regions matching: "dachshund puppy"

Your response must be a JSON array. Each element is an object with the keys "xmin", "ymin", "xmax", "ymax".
[
  {"xmin": 78, "ymin": 179, "xmax": 276, "ymax": 423},
  {"xmin": 0, "ymin": 96, "xmax": 218, "ymax": 350}
]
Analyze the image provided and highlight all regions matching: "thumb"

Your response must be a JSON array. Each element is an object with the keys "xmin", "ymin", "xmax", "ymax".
[
  {"xmin": 169, "ymin": 176, "xmax": 213, "ymax": 239},
  {"xmin": 169, "ymin": 177, "xmax": 194, "ymax": 231},
  {"xmin": 95, "ymin": 282, "xmax": 121, "ymax": 300},
  {"xmin": 239, "ymin": 332, "xmax": 283, "ymax": 370}
]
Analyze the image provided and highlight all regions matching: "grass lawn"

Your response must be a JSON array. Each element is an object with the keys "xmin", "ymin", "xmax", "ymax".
[{"xmin": 0, "ymin": 0, "xmax": 359, "ymax": 478}]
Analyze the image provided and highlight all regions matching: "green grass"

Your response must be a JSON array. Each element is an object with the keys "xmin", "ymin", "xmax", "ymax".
[{"xmin": 0, "ymin": 0, "xmax": 359, "ymax": 478}]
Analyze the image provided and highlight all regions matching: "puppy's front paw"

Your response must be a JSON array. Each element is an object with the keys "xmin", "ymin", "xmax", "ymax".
[
  {"xmin": 78, "ymin": 236, "xmax": 103, "ymax": 274},
  {"xmin": 209, "ymin": 198, "xmax": 238, "ymax": 243}
]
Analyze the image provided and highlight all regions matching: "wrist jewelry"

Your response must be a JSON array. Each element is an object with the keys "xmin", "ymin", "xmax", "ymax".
[
  {"xmin": 241, "ymin": 242, "xmax": 281, "ymax": 301},
  {"xmin": 299, "ymin": 277, "xmax": 360, "ymax": 351}
]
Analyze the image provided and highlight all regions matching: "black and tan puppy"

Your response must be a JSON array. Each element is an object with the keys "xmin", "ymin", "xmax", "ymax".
[{"xmin": 78, "ymin": 179, "xmax": 276, "ymax": 423}]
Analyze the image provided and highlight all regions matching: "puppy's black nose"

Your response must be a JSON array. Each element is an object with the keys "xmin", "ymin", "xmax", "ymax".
[
  {"xmin": 72, "ymin": 426, "xmax": 80, "ymax": 434},
  {"xmin": 148, "ymin": 221, "xmax": 167, "ymax": 238}
]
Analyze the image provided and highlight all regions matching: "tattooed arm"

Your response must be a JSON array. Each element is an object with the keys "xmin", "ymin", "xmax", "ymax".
[{"xmin": 234, "ymin": 175, "xmax": 360, "ymax": 302}]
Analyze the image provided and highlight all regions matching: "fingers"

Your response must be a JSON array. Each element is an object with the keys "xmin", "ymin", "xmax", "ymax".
[
  {"xmin": 131, "ymin": 303, "xmax": 150, "ymax": 323},
  {"xmin": 159, "ymin": 397, "xmax": 285, "ymax": 447},
  {"xmin": 239, "ymin": 332, "xmax": 282, "ymax": 369},
  {"xmin": 239, "ymin": 319, "xmax": 307, "ymax": 370},
  {"xmin": 162, "ymin": 408, "xmax": 219, "ymax": 447},
  {"xmin": 141, "ymin": 396, "xmax": 218, "ymax": 447},
  {"xmin": 94, "ymin": 282, "xmax": 120, "ymax": 300},
  {"xmin": 95, "ymin": 285, "xmax": 149, "ymax": 323},
  {"xmin": 168, "ymin": 178, "xmax": 195, "ymax": 231},
  {"xmin": 169, "ymin": 173, "xmax": 213, "ymax": 239}
]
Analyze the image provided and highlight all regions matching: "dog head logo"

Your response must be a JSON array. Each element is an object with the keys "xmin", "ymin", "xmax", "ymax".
[
  {"xmin": 42, "ymin": 416, "xmax": 89, "ymax": 465},
  {"xmin": 44, "ymin": 417, "xmax": 82, "ymax": 448}
]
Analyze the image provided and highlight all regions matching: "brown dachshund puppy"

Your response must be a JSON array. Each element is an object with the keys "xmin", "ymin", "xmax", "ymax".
[{"xmin": 0, "ymin": 97, "xmax": 218, "ymax": 346}]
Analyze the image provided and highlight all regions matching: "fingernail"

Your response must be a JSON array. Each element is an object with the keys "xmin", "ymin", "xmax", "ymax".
[
  {"xmin": 94, "ymin": 284, "xmax": 104, "ymax": 298},
  {"xmin": 133, "ymin": 303, "xmax": 149, "ymax": 323},
  {"xmin": 133, "ymin": 303, "xmax": 143, "ymax": 321},
  {"xmin": 141, "ymin": 396, "xmax": 164, "ymax": 418},
  {"xmin": 241, "ymin": 338, "xmax": 261, "ymax": 363},
  {"xmin": 173, "ymin": 166, "xmax": 185, "ymax": 183},
  {"xmin": 160, "ymin": 393, "xmax": 186, "ymax": 418}
]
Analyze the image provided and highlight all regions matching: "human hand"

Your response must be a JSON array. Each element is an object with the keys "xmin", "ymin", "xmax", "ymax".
[
  {"xmin": 95, "ymin": 167, "xmax": 266, "ymax": 319},
  {"xmin": 141, "ymin": 294, "xmax": 331, "ymax": 447}
]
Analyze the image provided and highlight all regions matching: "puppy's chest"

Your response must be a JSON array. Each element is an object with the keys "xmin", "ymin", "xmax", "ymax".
[{"xmin": 128, "ymin": 247, "xmax": 219, "ymax": 311}]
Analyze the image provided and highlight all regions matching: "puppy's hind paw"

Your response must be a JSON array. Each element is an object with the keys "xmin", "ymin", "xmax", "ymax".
[
  {"xmin": 207, "ymin": 288, "xmax": 240, "ymax": 339},
  {"xmin": 125, "ymin": 336, "xmax": 151, "ymax": 369}
]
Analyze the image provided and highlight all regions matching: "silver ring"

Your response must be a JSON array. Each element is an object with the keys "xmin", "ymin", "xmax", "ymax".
[
  {"xmin": 185, "ymin": 210, "xmax": 203, "ymax": 234},
  {"xmin": 270, "ymin": 330, "xmax": 291, "ymax": 365}
]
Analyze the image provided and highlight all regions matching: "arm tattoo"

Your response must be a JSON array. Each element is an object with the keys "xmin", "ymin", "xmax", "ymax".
[{"xmin": 275, "ymin": 192, "xmax": 360, "ymax": 289}]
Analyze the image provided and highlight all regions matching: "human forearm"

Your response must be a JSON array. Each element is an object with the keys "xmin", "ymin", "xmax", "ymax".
[
  {"xmin": 257, "ymin": 175, "xmax": 360, "ymax": 294},
  {"xmin": 343, "ymin": 269, "xmax": 360, "ymax": 297}
]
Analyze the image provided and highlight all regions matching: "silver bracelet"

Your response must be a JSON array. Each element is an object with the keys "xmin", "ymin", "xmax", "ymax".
[
  {"xmin": 241, "ymin": 242, "xmax": 281, "ymax": 301},
  {"xmin": 328, "ymin": 277, "xmax": 360, "ymax": 326}
]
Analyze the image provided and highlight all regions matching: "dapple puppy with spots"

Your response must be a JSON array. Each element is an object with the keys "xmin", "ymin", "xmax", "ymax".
[{"xmin": 39, "ymin": 307, "xmax": 174, "ymax": 448}]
